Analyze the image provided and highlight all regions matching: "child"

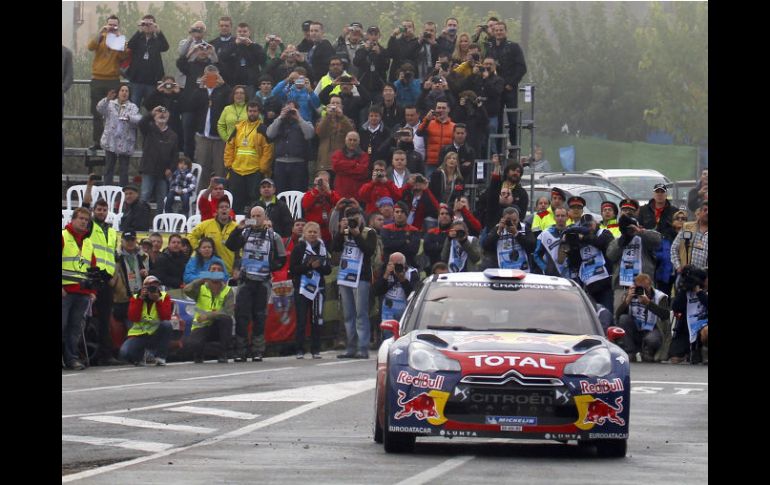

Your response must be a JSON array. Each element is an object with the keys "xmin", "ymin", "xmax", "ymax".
[{"xmin": 164, "ymin": 156, "xmax": 197, "ymax": 214}]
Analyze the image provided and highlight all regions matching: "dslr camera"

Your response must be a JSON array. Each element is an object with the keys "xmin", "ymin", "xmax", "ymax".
[
  {"xmin": 678, "ymin": 265, "xmax": 707, "ymax": 292},
  {"xmin": 423, "ymin": 31, "xmax": 432, "ymax": 39}
]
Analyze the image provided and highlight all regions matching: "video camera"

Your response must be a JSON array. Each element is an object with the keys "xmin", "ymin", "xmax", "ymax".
[{"xmin": 62, "ymin": 267, "xmax": 111, "ymax": 291}]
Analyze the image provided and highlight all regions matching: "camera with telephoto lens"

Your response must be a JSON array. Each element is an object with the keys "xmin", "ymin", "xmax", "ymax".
[
  {"xmin": 431, "ymin": 75, "xmax": 442, "ymax": 84},
  {"xmin": 394, "ymin": 263, "xmax": 405, "ymax": 273},
  {"xmin": 76, "ymin": 267, "xmax": 110, "ymax": 290},
  {"xmin": 678, "ymin": 265, "xmax": 707, "ymax": 292},
  {"xmin": 634, "ymin": 286, "xmax": 645, "ymax": 296},
  {"xmin": 505, "ymin": 219, "xmax": 513, "ymax": 227}
]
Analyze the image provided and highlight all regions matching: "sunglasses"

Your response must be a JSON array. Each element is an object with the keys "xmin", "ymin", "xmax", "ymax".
[{"xmin": 674, "ymin": 217, "xmax": 687, "ymax": 221}]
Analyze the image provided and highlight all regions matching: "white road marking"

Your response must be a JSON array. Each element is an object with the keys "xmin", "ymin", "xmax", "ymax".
[
  {"xmin": 176, "ymin": 366, "xmax": 295, "ymax": 381},
  {"xmin": 206, "ymin": 379, "xmax": 374, "ymax": 402},
  {"xmin": 631, "ymin": 380, "xmax": 708, "ymax": 386},
  {"xmin": 63, "ymin": 382, "xmax": 162, "ymax": 394},
  {"xmin": 393, "ymin": 455, "xmax": 476, "ymax": 485},
  {"xmin": 80, "ymin": 416, "xmax": 217, "ymax": 434},
  {"xmin": 62, "ymin": 378, "xmax": 375, "ymax": 483},
  {"xmin": 673, "ymin": 388, "xmax": 705, "ymax": 395},
  {"xmin": 316, "ymin": 360, "xmax": 370, "ymax": 366},
  {"xmin": 61, "ymin": 434, "xmax": 174, "ymax": 453},
  {"xmin": 165, "ymin": 406, "xmax": 259, "ymax": 420}
]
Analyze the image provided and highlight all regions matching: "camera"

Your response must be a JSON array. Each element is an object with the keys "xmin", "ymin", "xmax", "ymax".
[
  {"xmin": 505, "ymin": 219, "xmax": 513, "ymax": 227},
  {"xmin": 399, "ymin": 26, "xmax": 407, "ymax": 33},
  {"xmin": 295, "ymin": 77, "xmax": 306, "ymax": 87},
  {"xmin": 394, "ymin": 263, "xmax": 405, "ymax": 273},
  {"xmin": 454, "ymin": 229, "xmax": 466, "ymax": 239},
  {"xmin": 478, "ymin": 25, "xmax": 487, "ymax": 31},
  {"xmin": 423, "ymin": 31, "xmax": 432, "ymax": 39},
  {"xmin": 158, "ymin": 106, "xmax": 168, "ymax": 113},
  {"xmin": 327, "ymin": 105, "xmax": 337, "ymax": 113},
  {"xmin": 348, "ymin": 218, "xmax": 358, "ymax": 230},
  {"xmin": 245, "ymin": 219, "xmax": 257, "ymax": 227},
  {"xmin": 396, "ymin": 129, "xmax": 411, "ymax": 138},
  {"xmin": 440, "ymin": 62, "xmax": 450, "ymax": 71},
  {"xmin": 414, "ymin": 175, "xmax": 427, "ymax": 184},
  {"xmin": 146, "ymin": 285, "xmax": 160, "ymax": 293},
  {"xmin": 564, "ymin": 232, "xmax": 580, "ymax": 246},
  {"xmin": 678, "ymin": 266, "xmax": 707, "ymax": 292},
  {"xmin": 471, "ymin": 53, "xmax": 480, "ymax": 62},
  {"xmin": 431, "ymin": 76, "xmax": 442, "ymax": 84},
  {"xmin": 634, "ymin": 286, "xmax": 645, "ymax": 296},
  {"xmin": 140, "ymin": 21, "xmax": 151, "ymax": 27},
  {"xmin": 338, "ymin": 76, "xmax": 353, "ymax": 83},
  {"xmin": 163, "ymin": 82, "xmax": 174, "ymax": 89},
  {"xmin": 190, "ymin": 27, "xmax": 203, "ymax": 34},
  {"xmin": 403, "ymin": 71, "xmax": 413, "ymax": 81}
]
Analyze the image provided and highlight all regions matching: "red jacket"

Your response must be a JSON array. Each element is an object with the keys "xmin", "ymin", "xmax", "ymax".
[
  {"xmin": 198, "ymin": 194, "xmax": 236, "ymax": 221},
  {"xmin": 331, "ymin": 149, "xmax": 370, "ymax": 199},
  {"xmin": 456, "ymin": 206, "xmax": 482, "ymax": 235},
  {"xmin": 417, "ymin": 117, "xmax": 455, "ymax": 167},
  {"xmin": 62, "ymin": 224, "xmax": 98, "ymax": 295},
  {"xmin": 301, "ymin": 188, "xmax": 342, "ymax": 243},
  {"xmin": 358, "ymin": 180, "xmax": 403, "ymax": 215},
  {"xmin": 400, "ymin": 185, "xmax": 440, "ymax": 231},
  {"xmin": 127, "ymin": 293, "xmax": 173, "ymax": 323}
]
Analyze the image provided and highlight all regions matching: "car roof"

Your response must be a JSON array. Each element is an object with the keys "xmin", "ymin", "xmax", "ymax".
[
  {"xmin": 430, "ymin": 271, "xmax": 576, "ymax": 287},
  {"xmin": 523, "ymin": 183, "xmax": 623, "ymax": 196},
  {"xmin": 585, "ymin": 168, "xmax": 667, "ymax": 178}
]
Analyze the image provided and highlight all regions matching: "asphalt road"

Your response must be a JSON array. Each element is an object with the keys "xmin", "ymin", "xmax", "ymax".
[{"xmin": 62, "ymin": 356, "xmax": 707, "ymax": 484}]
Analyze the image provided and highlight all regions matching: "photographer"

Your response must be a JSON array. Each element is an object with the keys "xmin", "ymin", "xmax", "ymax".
[
  {"xmin": 265, "ymin": 44, "xmax": 311, "ymax": 87},
  {"xmin": 301, "ymin": 171, "xmax": 342, "ymax": 243},
  {"xmin": 671, "ymin": 200, "xmax": 708, "ymax": 274},
  {"xmin": 424, "ymin": 205, "xmax": 454, "ymax": 271},
  {"xmin": 126, "ymin": 14, "xmax": 169, "ymax": 108},
  {"xmin": 388, "ymin": 128, "xmax": 424, "ymax": 176},
  {"xmin": 119, "ymin": 275, "xmax": 173, "ymax": 366},
  {"xmin": 670, "ymin": 265, "xmax": 708, "ymax": 364},
  {"xmin": 358, "ymin": 160, "xmax": 404, "ymax": 215},
  {"xmin": 381, "ymin": 201, "xmax": 422, "ymax": 268},
  {"xmin": 143, "ymin": 76, "xmax": 183, "ymax": 152},
  {"xmin": 272, "ymin": 68, "xmax": 321, "ymax": 122},
  {"xmin": 415, "ymin": 22, "xmax": 439, "ymax": 80},
  {"xmin": 266, "ymin": 101, "xmax": 315, "ymax": 193},
  {"xmin": 353, "ymin": 26, "xmax": 389, "ymax": 94},
  {"xmin": 62, "ymin": 208, "xmax": 99, "ymax": 371},
  {"xmin": 394, "ymin": 63, "xmax": 422, "ymax": 107},
  {"xmin": 534, "ymin": 207, "xmax": 571, "ymax": 277},
  {"xmin": 438, "ymin": 122, "xmax": 478, "ymax": 184},
  {"xmin": 374, "ymin": 252, "xmax": 419, "ymax": 339},
  {"xmin": 563, "ymin": 214, "xmax": 615, "ymax": 314},
  {"xmin": 319, "ymin": 75, "xmax": 370, "ymax": 127},
  {"xmin": 386, "ymin": 20, "xmax": 420, "ymax": 83},
  {"xmin": 225, "ymin": 206, "xmax": 287, "ymax": 362},
  {"xmin": 441, "ymin": 220, "xmax": 482, "ymax": 272},
  {"xmin": 471, "ymin": 18, "xmax": 499, "ymax": 57},
  {"xmin": 607, "ymin": 214, "xmax": 662, "ymax": 297},
  {"xmin": 615, "ymin": 273, "xmax": 670, "ymax": 362},
  {"xmin": 290, "ymin": 222, "xmax": 332, "ymax": 359},
  {"xmin": 482, "ymin": 206, "xmax": 534, "ymax": 271},
  {"xmin": 334, "ymin": 23, "xmax": 366, "ymax": 77},
  {"xmin": 399, "ymin": 173, "xmax": 440, "ymax": 231},
  {"xmin": 183, "ymin": 263, "xmax": 235, "ymax": 364}
]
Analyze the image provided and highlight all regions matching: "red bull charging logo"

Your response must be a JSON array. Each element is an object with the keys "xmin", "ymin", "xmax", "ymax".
[
  {"xmin": 584, "ymin": 397, "xmax": 625, "ymax": 426},
  {"xmin": 394, "ymin": 390, "xmax": 439, "ymax": 420}
]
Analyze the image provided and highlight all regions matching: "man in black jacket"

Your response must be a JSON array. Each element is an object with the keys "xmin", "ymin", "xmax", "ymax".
[
  {"xmin": 319, "ymin": 76, "xmax": 371, "ymax": 127},
  {"xmin": 126, "ymin": 15, "xmax": 170, "ymax": 108},
  {"xmin": 487, "ymin": 21, "xmax": 526, "ymax": 148},
  {"xmin": 353, "ymin": 26, "xmax": 389, "ymax": 94},
  {"xmin": 149, "ymin": 233, "xmax": 188, "ymax": 289},
  {"xmin": 307, "ymin": 22, "xmax": 336, "ymax": 84},
  {"xmin": 143, "ymin": 76, "xmax": 184, "ymax": 152},
  {"xmin": 218, "ymin": 22, "xmax": 266, "ymax": 98},
  {"xmin": 438, "ymin": 124, "xmax": 477, "ymax": 185},
  {"xmin": 358, "ymin": 105, "xmax": 392, "ymax": 165},
  {"xmin": 386, "ymin": 20, "xmax": 420, "ymax": 83},
  {"xmin": 463, "ymin": 57, "xmax": 504, "ymax": 154},
  {"xmin": 139, "ymin": 107, "xmax": 178, "ymax": 210},
  {"xmin": 209, "ymin": 17, "xmax": 235, "ymax": 84},
  {"xmin": 254, "ymin": 178, "xmax": 294, "ymax": 237},
  {"xmin": 265, "ymin": 102, "xmax": 315, "ymax": 193},
  {"xmin": 119, "ymin": 185, "xmax": 151, "ymax": 232},
  {"xmin": 638, "ymin": 183, "xmax": 678, "ymax": 242},
  {"xmin": 189, "ymin": 65, "xmax": 231, "ymax": 185}
]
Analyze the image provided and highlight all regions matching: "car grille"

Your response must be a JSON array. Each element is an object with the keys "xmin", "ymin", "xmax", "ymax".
[{"xmin": 445, "ymin": 381, "xmax": 577, "ymax": 426}]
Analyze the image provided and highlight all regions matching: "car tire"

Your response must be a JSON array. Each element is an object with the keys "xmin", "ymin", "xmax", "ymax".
[
  {"xmin": 382, "ymin": 375, "xmax": 416, "ymax": 453},
  {"xmin": 594, "ymin": 439, "xmax": 627, "ymax": 458}
]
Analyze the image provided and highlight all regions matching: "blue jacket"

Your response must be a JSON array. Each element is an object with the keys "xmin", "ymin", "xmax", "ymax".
[
  {"xmin": 394, "ymin": 79, "xmax": 421, "ymax": 106},
  {"xmin": 271, "ymin": 79, "xmax": 321, "ymax": 122},
  {"xmin": 183, "ymin": 255, "xmax": 230, "ymax": 284},
  {"xmin": 655, "ymin": 237, "xmax": 673, "ymax": 283}
]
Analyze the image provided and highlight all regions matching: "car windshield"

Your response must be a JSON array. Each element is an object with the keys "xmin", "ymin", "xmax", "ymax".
[
  {"xmin": 610, "ymin": 176, "xmax": 668, "ymax": 201},
  {"xmin": 409, "ymin": 282, "xmax": 599, "ymax": 335}
]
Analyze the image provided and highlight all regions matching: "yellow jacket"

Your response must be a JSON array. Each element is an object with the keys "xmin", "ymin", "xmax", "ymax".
[
  {"xmin": 88, "ymin": 33, "xmax": 128, "ymax": 80},
  {"xmin": 188, "ymin": 218, "xmax": 239, "ymax": 273},
  {"xmin": 224, "ymin": 119, "xmax": 274, "ymax": 177}
]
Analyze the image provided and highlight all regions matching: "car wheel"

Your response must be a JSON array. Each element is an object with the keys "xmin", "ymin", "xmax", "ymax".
[
  {"xmin": 382, "ymin": 375, "xmax": 416, "ymax": 453},
  {"xmin": 373, "ymin": 376, "xmax": 383, "ymax": 443},
  {"xmin": 594, "ymin": 439, "xmax": 627, "ymax": 458}
]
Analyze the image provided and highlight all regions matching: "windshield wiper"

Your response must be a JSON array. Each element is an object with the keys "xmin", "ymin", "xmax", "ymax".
[
  {"xmin": 494, "ymin": 328, "xmax": 571, "ymax": 335},
  {"xmin": 427, "ymin": 325, "xmax": 474, "ymax": 331}
]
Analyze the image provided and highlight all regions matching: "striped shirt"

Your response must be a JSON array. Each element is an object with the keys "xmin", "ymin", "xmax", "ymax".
[{"xmin": 670, "ymin": 226, "xmax": 708, "ymax": 270}]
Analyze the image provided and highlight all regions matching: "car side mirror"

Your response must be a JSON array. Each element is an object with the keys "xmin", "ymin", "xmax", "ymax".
[
  {"xmin": 380, "ymin": 319, "xmax": 400, "ymax": 340},
  {"xmin": 607, "ymin": 326, "xmax": 625, "ymax": 342}
]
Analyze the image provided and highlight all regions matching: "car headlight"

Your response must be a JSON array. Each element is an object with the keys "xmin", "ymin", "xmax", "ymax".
[
  {"xmin": 407, "ymin": 342, "xmax": 461, "ymax": 372},
  {"xmin": 564, "ymin": 347, "xmax": 612, "ymax": 377}
]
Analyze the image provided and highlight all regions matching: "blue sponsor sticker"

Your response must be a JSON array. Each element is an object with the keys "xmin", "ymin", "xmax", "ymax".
[{"xmin": 485, "ymin": 416, "xmax": 537, "ymax": 425}]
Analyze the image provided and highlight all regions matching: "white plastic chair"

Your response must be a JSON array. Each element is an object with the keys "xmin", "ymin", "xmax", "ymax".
[
  {"xmin": 152, "ymin": 213, "xmax": 187, "ymax": 233},
  {"xmin": 92, "ymin": 185, "xmax": 125, "ymax": 215},
  {"xmin": 186, "ymin": 214, "xmax": 201, "ymax": 234},
  {"xmin": 277, "ymin": 190, "xmax": 304, "ymax": 219},
  {"xmin": 195, "ymin": 189, "xmax": 234, "ymax": 215},
  {"xmin": 62, "ymin": 210, "xmax": 71, "ymax": 229},
  {"xmin": 65, "ymin": 185, "xmax": 89, "ymax": 210},
  {"xmin": 111, "ymin": 213, "xmax": 123, "ymax": 231}
]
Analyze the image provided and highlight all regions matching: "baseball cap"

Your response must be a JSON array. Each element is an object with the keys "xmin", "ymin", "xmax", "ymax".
[
  {"xmin": 567, "ymin": 196, "xmax": 586, "ymax": 208},
  {"xmin": 122, "ymin": 184, "xmax": 139, "ymax": 193},
  {"xmin": 367, "ymin": 26, "xmax": 380, "ymax": 35},
  {"xmin": 302, "ymin": 20, "xmax": 313, "ymax": 32},
  {"xmin": 349, "ymin": 22, "xmax": 363, "ymax": 30},
  {"xmin": 260, "ymin": 178, "xmax": 276, "ymax": 187},
  {"xmin": 143, "ymin": 275, "xmax": 161, "ymax": 286},
  {"xmin": 653, "ymin": 183, "xmax": 668, "ymax": 193},
  {"xmin": 376, "ymin": 196, "xmax": 394, "ymax": 208},
  {"xmin": 122, "ymin": 230, "xmax": 137, "ymax": 240},
  {"xmin": 619, "ymin": 198, "xmax": 640, "ymax": 210}
]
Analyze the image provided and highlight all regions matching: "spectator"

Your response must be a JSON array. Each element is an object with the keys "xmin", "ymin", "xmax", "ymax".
[
  {"xmin": 417, "ymin": 73, "xmax": 456, "ymax": 114},
  {"xmin": 424, "ymin": 205, "xmax": 453, "ymax": 270},
  {"xmin": 119, "ymin": 184, "xmax": 151, "ymax": 233},
  {"xmin": 197, "ymin": 177, "xmax": 234, "ymax": 221},
  {"xmin": 465, "ymin": 56, "xmax": 504, "ymax": 152},
  {"xmin": 88, "ymin": 14, "xmax": 129, "ymax": 151},
  {"xmin": 319, "ymin": 75, "xmax": 370, "ymax": 127},
  {"xmin": 314, "ymin": 56, "xmax": 350, "ymax": 99},
  {"xmin": 254, "ymin": 178, "xmax": 294, "ymax": 237},
  {"xmin": 415, "ymin": 22, "xmax": 439, "ymax": 80},
  {"xmin": 332, "ymin": 207, "xmax": 378, "ymax": 359},
  {"xmin": 416, "ymin": 100, "xmax": 455, "ymax": 178},
  {"xmin": 163, "ymin": 155, "xmax": 197, "ymax": 215},
  {"xmin": 376, "ymin": 197, "xmax": 395, "ymax": 226},
  {"xmin": 656, "ymin": 209, "xmax": 688, "ymax": 295},
  {"xmin": 438, "ymin": 123, "xmax": 477, "ymax": 185},
  {"xmin": 369, "ymin": 212, "xmax": 385, "ymax": 234},
  {"xmin": 375, "ymin": 84, "xmax": 405, "ymax": 131},
  {"xmin": 62, "ymin": 208, "xmax": 98, "ymax": 370},
  {"xmin": 430, "ymin": 151, "xmax": 464, "ymax": 206},
  {"xmin": 615, "ymin": 273, "xmax": 669, "ymax": 362},
  {"xmin": 437, "ymin": 18, "xmax": 461, "ymax": 58},
  {"xmin": 687, "ymin": 169, "xmax": 708, "ymax": 214},
  {"xmin": 671, "ymin": 200, "xmax": 708, "ymax": 273},
  {"xmin": 143, "ymin": 76, "xmax": 184, "ymax": 152},
  {"xmin": 221, "ymin": 22, "xmax": 266, "ymax": 98},
  {"xmin": 533, "ymin": 206, "xmax": 571, "ymax": 277},
  {"xmin": 149, "ymin": 233, "xmax": 188, "ymax": 289},
  {"xmin": 471, "ymin": 17, "xmax": 499, "ymax": 57},
  {"xmin": 146, "ymin": 232, "xmax": 164, "ymax": 269},
  {"xmin": 265, "ymin": 44, "xmax": 311, "ymax": 87},
  {"xmin": 386, "ymin": 20, "xmax": 420, "ymax": 83},
  {"xmin": 290, "ymin": 221, "xmax": 332, "ymax": 359},
  {"xmin": 96, "ymin": 85, "xmax": 142, "ymax": 186},
  {"xmin": 119, "ymin": 275, "xmax": 173, "ymax": 366},
  {"xmin": 482, "ymin": 206, "xmax": 534, "ymax": 271},
  {"xmin": 183, "ymin": 262, "xmax": 234, "ymax": 363},
  {"xmin": 451, "ymin": 196, "xmax": 482, "ymax": 237},
  {"xmin": 266, "ymin": 101, "xmax": 315, "ymax": 193},
  {"xmin": 180, "ymin": 237, "xmax": 193, "ymax": 258},
  {"xmin": 381, "ymin": 201, "xmax": 421, "ymax": 268},
  {"xmin": 532, "ymin": 186, "xmax": 567, "ymax": 236},
  {"xmin": 402, "ymin": 105, "xmax": 426, "ymax": 159},
  {"xmin": 272, "ymin": 68, "xmax": 321, "ymax": 122},
  {"xmin": 639, "ymin": 183, "xmax": 678, "ymax": 242},
  {"xmin": 253, "ymin": 76, "xmax": 283, "ymax": 127},
  {"xmin": 138, "ymin": 106, "xmax": 179, "ymax": 209},
  {"xmin": 358, "ymin": 105, "xmax": 392, "ymax": 164},
  {"xmin": 599, "ymin": 201, "xmax": 621, "ymax": 238},
  {"xmin": 432, "ymin": 261, "xmax": 450, "ymax": 275},
  {"xmin": 450, "ymin": 32, "xmax": 473, "ymax": 68},
  {"xmin": 283, "ymin": 219, "xmax": 306, "ymax": 256},
  {"xmin": 387, "ymin": 149, "xmax": 412, "ymax": 189},
  {"xmin": 619, "ymin": 197, "xmax": 641, "ymax": 219},
  {"xmin": 183, "ymin": 236, "xmax": 229, "ymax": 285},
  {"xmin": 374, "ymin": 251, "xmax": 419, "ymax": 339},
  {"xmin": 224, "ymin": 101, "xmax": 274, "ymax": 215},
  {"xmin": 393, "ymin": 63, "xmax": 422, "ymax": 107},
  {"xmin": 189, "ymin": 65, "xmax": 231, "ymax": 187},
  {"xmin": 217, "ymin": 85, "xmax": 250, "ymax": 146},
  {"xmin": 563, "ymin": 214, "xmax": 615, "ymax": 313},
  {"xmin": 388, "ymin": 128, "xmax": 424, "ymax": 176},
  {"xmin": 358, "ymin": 160, "xmax": 403, "ymax": 214},
  {"xmin": 400, "ymin": 173, "xmax": 439, "ymax": 231},
  {"xmin": 487, "ymin": 21, "xmax": 527, "ymax": 149},
  {"xmin": 331, "ymin": 131, "xmax": 370, "ymax": 200},
  {"xmin": 607, "ymin": 214, "xmax": 662, "ymax": 307},
  {"xmin": 112, "ymin": 231, "xmax": 149, "ymax": 333},
  {"xmin": 316, "ymin": 95, "xmax": 355, "ymax": 178},
  {"xmin": 524, "ymin": 196, "xmax": 549, "ymax": 233},
  {"xmin": 354, "ymin": 26, "xmax": 389, "ymax": 94},
  {"xmin": 226, "ymin": 206, "xmax": 287, "ymax": 362},
  {"xmin": 306, "ymin": 21, "xmax": 336, "ymax": 84},
  {"xmin": 334, "ymin": 23, "xmax": 366, "ymax": 76},
  {"xmin": 209, "ymin": 16, "xmax": 235, "ymax": 83},
  {"xmin": 126, "ymin": 15, "xmax": 169, "ymax": 108},
  {"xmin": 301, "ymin": 171, "xmax": 342, "ymax": 243},
  {"xmin": 296, "ymin": 20, "xmax": 314, "ymax": 53},
  {"xmin": 188, "ymin": 198, "xmax": 239, "ymax": 273},
  {"xmin": 262, "ymin": 33, "xmax": 285, "ymax": 69},
  {"xmin": 452, "ymin": 92, "xmax": 488, "ymax": 160},
  {"xmin": 85, "ymin": 199, "xmax": 122, "ymax": 366},
  {"xmin": 442, "ymin": 220, "xmax": 482, "ymax": 272},
  {"xmin": 524, "ymin": 144, "xmax": 552, "ymax": 173}
]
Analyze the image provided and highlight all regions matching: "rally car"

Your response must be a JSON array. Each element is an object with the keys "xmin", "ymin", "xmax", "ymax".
[{"xmin": 374, "ymin": 269, "xmax": 630, "ymax": 457}]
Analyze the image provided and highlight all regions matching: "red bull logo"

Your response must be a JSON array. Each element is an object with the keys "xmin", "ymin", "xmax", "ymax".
[
  {"xmin": 584, "ymin": 397, "xmax": 625, "ymax": 426},
  {"xmin": 394, "ymin": 390, "xmax": 439, "ymax": 420}
]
